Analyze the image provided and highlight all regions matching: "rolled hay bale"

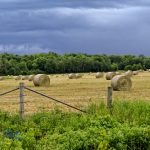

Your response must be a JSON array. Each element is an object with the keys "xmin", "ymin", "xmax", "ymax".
[
  {"xmin": 111, "ymin": 75, "xmax": 132, "ymax": 91},
  {"xmin": 22, "ymin": 76, "xmax": 28, "ymax": 80},
  {"xmin": 133, "ymin": 71, "xmax": 139, "ymax": 75},
  {"xmin": 116, "ymin": 72, "xmax": 121, "ymax": 75},
  {"xmin": 28, "ymin": 75, "xmax": 35, "ymax": 81},
  {"xmin": 0, "ymin": 76, "xmax": 4, "ymax": 81},
  {"xmin": 95, "ymin": 72, "xmax": 103, "ymax": 78},
  {"xmin": 139, "ymin": 69, "xmax": 144, "ymax": 72},
  {"xmin": 124, "ymin": 70, "xmax": 133, "ymax": 77},
  {"xmin": 75, "ymin": 73, "xmax": 82, "ymax": 79},
  {"xmin": 105, "ymin": 72, "xmax": 116, "ymax": 80},
  {"xmin": 33, "ymin": 74, "xmax": 50, "ymax": 87},
  {"xmin": 68, "ymin": 73, "xmax": 76, "ymax": 79},
  {"xmin": 15, "ymin": 75, "xmax": 22, "ymax": 80}
]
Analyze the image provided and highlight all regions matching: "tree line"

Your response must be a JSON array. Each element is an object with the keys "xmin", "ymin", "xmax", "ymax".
[{"xmin": 0, "ymin": 52, "xmax": 149, "ymax": 75}]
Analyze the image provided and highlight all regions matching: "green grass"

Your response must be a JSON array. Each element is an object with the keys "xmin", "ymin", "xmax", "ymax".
[{"xmin": 0, "ymin": 100, "xmax": 149, "ymax": 150}]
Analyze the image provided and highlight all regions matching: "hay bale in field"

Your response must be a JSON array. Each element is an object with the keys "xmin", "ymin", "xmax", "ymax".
[
  {"xmin": 133, "ymin": 71, "xmax": 139, "ymax": 75},
  {"xmin": 139, "ymin": 69, "xmax": 144, "ymax": 72},
  {"xmin": 0, "ymin": 76, "xmax": 4, "ymax": 81},
  {"xmin": 75, "ymin": 73, "xmax": 82, "ymax": 79},
  {"xmin": 116, "ymin": 72, "xmax": 121, "ymax": 75},
  {"xmin": 15, "ymin": 75, "xmax": 22, "ymax": 80},
  {"xmin": 95, "ymin": 72, "xmax": 103, "ymax": 78},
  {"xmin": 68, "ymin": 73, "xmax": 76, "ymax": 79},
  {"xmin": 28, "ymin": 75, "xmax": 35, "ymax": 81},
  {"xmin": 111, "ymin": 75, "xmax": 132, "ymax": 91},
  {"xmin": 33, "ymin": 74, "xmax": 50, "ymax": 87},
  {"xmin": 22, "ymin": 76, "xmax": 28, "ymax": 80},
  {"xmin": 105, "ymin": 72, "xmax": 116, "ymax": 80},
  {"xmin": 146, "ymin": 69, "xmax": 150, "ymax": 72},
  {"xmin": 124, "ymin": 70, "xmax": 133, "ymax": 77}
]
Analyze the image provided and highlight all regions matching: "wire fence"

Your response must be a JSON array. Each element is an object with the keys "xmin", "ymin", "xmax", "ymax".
[
  {"xmin": 0, "ymin": 82, "xmax": 149, "ymax": 149},
  {"xmin": 0, "ymin": 82, "xmax": 110, "ymax": 118}
]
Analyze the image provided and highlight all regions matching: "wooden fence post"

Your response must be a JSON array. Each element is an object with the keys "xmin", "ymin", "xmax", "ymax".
[
  {"xmin": 107, "ymin": 86, "xmax": 113, "ymax": 108},
  {"xmin": 19, "ymin": 82, "xmax": 25, "ymax": 119}
]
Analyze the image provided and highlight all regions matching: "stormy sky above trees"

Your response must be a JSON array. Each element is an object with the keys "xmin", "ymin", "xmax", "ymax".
[{"xmin": 0, "ymin": 0, "xmax": 150, "ymax": 55}]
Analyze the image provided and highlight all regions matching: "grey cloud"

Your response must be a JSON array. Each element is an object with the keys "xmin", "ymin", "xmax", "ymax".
[
  {"xmin": 0, "ymin": 0, "xmax": 150, "ymax": 11},
  {"xmin": 0, "ymin": 0, "xmax": 150, "ymax": 55}
]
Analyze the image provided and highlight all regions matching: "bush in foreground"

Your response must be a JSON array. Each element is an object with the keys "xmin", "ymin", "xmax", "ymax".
[{"xmin": 0, "ymin": 100, "xmax": 149, "ymax": 150}]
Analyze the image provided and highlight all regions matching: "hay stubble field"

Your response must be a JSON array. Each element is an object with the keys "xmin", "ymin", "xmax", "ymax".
[{"xmin": 0, "ymin": 72, "xmax": 150, "ymax": 114}]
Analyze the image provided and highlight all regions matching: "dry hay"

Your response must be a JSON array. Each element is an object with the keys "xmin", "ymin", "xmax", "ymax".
[
  {"xmin": 68, "ymin": 73, "xmax": 76, "ymax": 79},
  {"xmin": 33, "ymin": 74, "xmax": 50, "ymax": 87},
  {"xmin": 22, "ymin": 76, "xmax": 28, "ymax": 80},
  {"xmin": 28, "ymin": 75, "xmax": 35, "ymax": 81},
  {"xmin": 75, "ymin": 73, "xmax": 83, "ymax": 79},
  {"xmin": 15, "ymin": 75, "xmax": 22, "ymax": 80},
  {"xmin": 116, "ymin": 72, "xmax": 121, "ymax": 75},
  {"xmin": 95, "ymin": 72, "xmax": 103, "ymax": 78},
  {"xmin": 139, "ymin": 69, "xmax": 144, "ymax": 72},
  {"xmin": 146, "ymin": 69, "xmax": 150, "ymax": 72},
  {"xmin": 0, "ymin": 76, "xmax": 4, "ymax": 81},
  {"xmin": 124, "ymin": 70, "xmax": 133, "ymax": 77},
  {"xmin": 133, "ymin": 71, "xmax": 139, "ymax": 75},
  {"xmin": 111, "ymin": 75, "xmax": 132, "ymax": 91},
  {"xmin": 105, "ymin": 72, "xmax": 116, "ymax": 80}
]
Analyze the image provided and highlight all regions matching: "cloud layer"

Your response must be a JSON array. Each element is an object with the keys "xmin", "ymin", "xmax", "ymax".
[{"xmin": 0, "ymin": 0, "xmax": 150, "ymax": 55}]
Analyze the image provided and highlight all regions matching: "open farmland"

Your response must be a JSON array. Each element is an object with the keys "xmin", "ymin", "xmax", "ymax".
[{"xmin": 0, "ymin": 71, "xmax": 150, "ymax": 114}]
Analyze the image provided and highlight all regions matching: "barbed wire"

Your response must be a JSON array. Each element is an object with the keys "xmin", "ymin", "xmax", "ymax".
[
  {"xmin": 24, "ymin": 86, "xmax": 87, "ymax": 114},
  {"xmin": 0, "ymin": 87, "xmax": 19, "ymax": 97}
]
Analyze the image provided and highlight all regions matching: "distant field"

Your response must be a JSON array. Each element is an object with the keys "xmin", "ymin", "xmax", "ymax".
[{"xmin": 0, "ymin": 72, "xmax": 150, "ymax": 114}]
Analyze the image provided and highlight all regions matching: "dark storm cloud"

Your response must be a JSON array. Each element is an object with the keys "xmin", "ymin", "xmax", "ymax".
[
  {"xmin": 0, "ymin": 0, "xmax": 150, "ymax": 55},
  {"xmin": 0, "ymin": 0, "xmax": 150, "ymax": 11}
]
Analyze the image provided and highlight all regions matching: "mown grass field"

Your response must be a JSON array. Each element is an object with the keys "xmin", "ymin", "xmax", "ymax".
[
  {"xmin": 0, "ymin": 72, "xmax": 150, "ymax": 149},
  {"xmin": 0, "ymin": 71, "xmax": 150, "ymax": 114}
]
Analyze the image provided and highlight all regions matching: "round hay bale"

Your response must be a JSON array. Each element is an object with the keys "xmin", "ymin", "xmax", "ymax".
[
  {"xmin": 0, "ymin": 76, "xmax": 4, "ymax": 81},
  {"xmin": 133, "ymin": 71, "xmax": 139, "ymax": 75},
  {"xmin": 22, "ymin": 76, "xmax": 28, "ymax": 80},
  {"xmin": 15, "ymin": 75, "xmax": 22, "ymax": 80},
  {"xmin": 95, "ymin": 72, "xmax": 103, "ymax": 78},
  {"xmin": 105, "ymin": 72, "xmax": 116, "ymax": 80},
  {"xmin": 68, "ymin": 73, "xmax": 76, "ymax": 79},
  {"xmin": 124, "ymin": 70, "xmax": 133, "ymax": 77},
  {"xmin": 139, "ymin": 69, "xmax": 143, "ymax": 72},
  {"xmin": 146, "ymin": 69, "xmax": 150, "ymax": 72},
  {"xmin": 75, "ymin": 73, "xmax": 82, "ymax": 79},
  {"xmin": 111, "ymin": 75, "xmax": 132, "ymax": 91},
  {"xmin": 116, "ymin": 72, "xmax": 121, "ymax": 75},
  {"xmin": 28, "ymin": 75, "xmax": 35, "ymax": 81},
  {"xmin": 33, "ymin": 74, "xmax": 50, "ymax": 87}
]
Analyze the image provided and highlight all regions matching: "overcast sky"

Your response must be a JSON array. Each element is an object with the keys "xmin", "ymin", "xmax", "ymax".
[{"xmin": 0, "ymin": 0, "xmax": 150, "ymax": 55}]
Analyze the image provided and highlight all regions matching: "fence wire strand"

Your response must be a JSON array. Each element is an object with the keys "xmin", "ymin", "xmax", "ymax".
[
  {"xmin": 24, "ymin": 86, "xmax": 87, "ymax": 113},
  {"xmin": 0, "ymin": 87, "xmax": 19, "ymax": 97}
]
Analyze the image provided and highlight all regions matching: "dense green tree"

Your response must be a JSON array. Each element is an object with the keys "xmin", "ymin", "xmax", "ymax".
[{"xmin": 0, "ymin": 52, "xmax": 149, "ymax": 75}]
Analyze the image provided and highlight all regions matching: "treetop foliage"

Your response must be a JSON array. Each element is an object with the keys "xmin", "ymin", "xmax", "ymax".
[{"xmin": 0, "ymin": 52, "xmax": 148, "ymax": 75}]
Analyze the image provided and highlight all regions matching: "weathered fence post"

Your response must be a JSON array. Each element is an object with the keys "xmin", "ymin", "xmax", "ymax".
[
  {"xmin": 107, "ymin": 86, "xmax": 113, "ymax": 108},
  {"xmin": 19, "ymin": 82, "xmax": 25, "ymax": 119}
]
